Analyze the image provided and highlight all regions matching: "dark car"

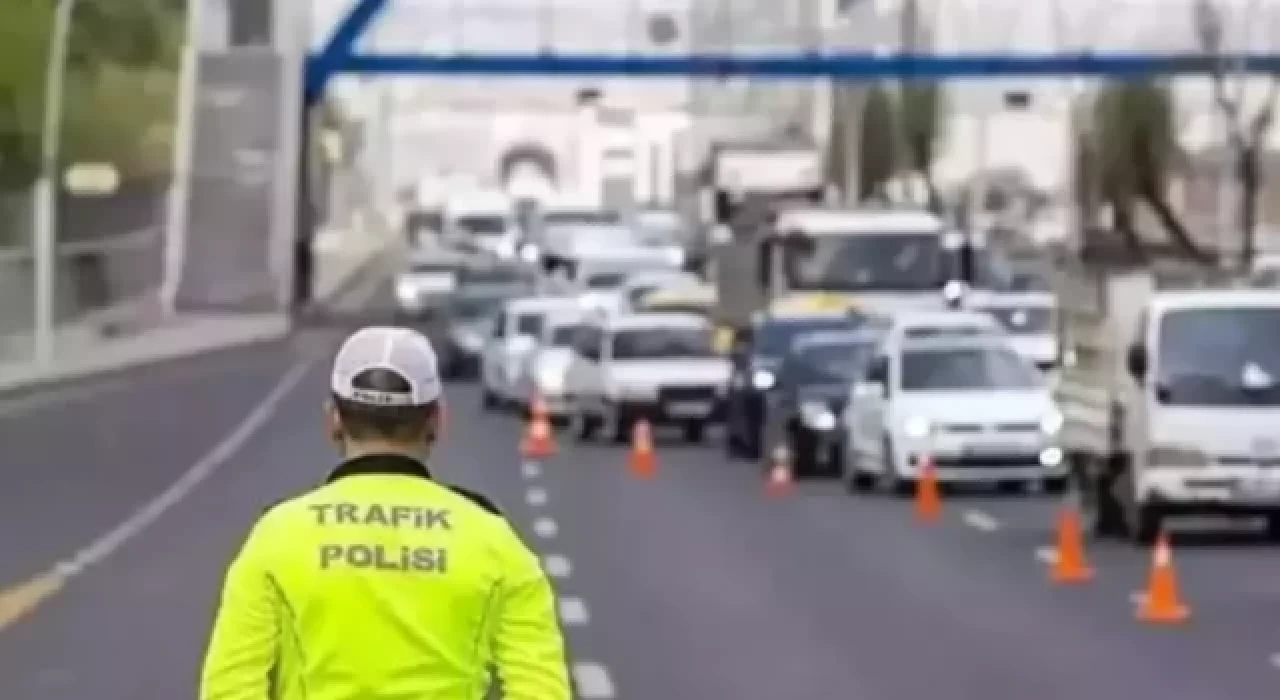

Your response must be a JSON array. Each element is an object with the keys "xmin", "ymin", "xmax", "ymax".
[
  {"xmin": 765, "ymin": 328, "xmax": 884, "ymax": 477},
  {"xmin": 456, "ymin": 261, "xmax": 537, "ymax": 298},
  {"xmin": 724, "ymin": 311, "xmax": 866, "ymax": 460},
  {"xmin": 433, "ymin": 291, "xmax": 515, "ymax": 378}
]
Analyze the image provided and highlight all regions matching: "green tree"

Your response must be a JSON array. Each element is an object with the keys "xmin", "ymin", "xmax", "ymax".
[
  {"xmin": 856, "ymin": 83, "xmax": 897, "ymax": 202},
  {"xmin": 898, "ymin": 80, "xmax": 944, "ymax": 211},
  {"xmin": 0, "ymin": 0, "xmax": 54, "ymax": 188},
  {"xmin": 893, "ymin": 0, "xmax": 945, "ymax": 211},
  {"xmin": 1086, "ymin": 79, "xmax": 1211, "ymax": 263},
  {"xmin": 824, "ymin": 83, "xmax": 852, "ymax": 200}
]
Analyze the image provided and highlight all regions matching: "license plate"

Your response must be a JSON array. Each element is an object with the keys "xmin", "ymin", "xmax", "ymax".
[
  {"xmin": 962, "ymin": 443, "xmax": 1023, "ymax": 457},
  {"xmin": 666, "ymin": 401, "xmax": 711, "ymax": 417}
]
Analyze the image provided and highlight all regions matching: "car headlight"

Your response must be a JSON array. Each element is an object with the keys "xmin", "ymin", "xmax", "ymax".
[
  {"xmin": 395, "ymin": 282, "xmax": 418, "ymax": 304},
  {"xmin": 751, "ymin": 369, "xmax": 776, "ymax": 390},
  {"xmin": 1040, "ymin": 409, "xmax": 1064, "ymax": 435},
  {"xmin": 519, "ymin": 243, "xmax": 540, "ymax": 263},
  {"xmin": 902, "ymin": 415, "xmax": 932, "ymax": 439},
  {"xmin": 495, "ymin": 239, "xmax": 517, "ymax": 257},
  {"xmin": 800, "ymin": 401, "xmax": 836, "ymax": 431},
  {"xmin": 452, "ymin": 330, "xmax": 484, "ymax": 352},
  {"xmin": 664, "ymin": 247, "xmax": 685, "ymax": 265},
  {"xmin": 1146, "ymin": 445, "xmax": 1210, "ymax": 468}
]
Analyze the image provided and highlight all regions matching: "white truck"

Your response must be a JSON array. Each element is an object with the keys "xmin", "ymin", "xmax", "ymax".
[{"xmin": 1057, "ymin": 264, "xmax": 1280, "ymax": 543}]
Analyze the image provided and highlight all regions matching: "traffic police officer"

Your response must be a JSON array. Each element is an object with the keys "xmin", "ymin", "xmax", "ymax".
[{"xmin": 200, "ymin": 326, "xmax": 571, "ymax": 700}]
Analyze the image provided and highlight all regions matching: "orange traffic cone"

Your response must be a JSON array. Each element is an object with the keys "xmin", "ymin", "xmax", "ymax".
[
  {"xmin": 1049, "ymin": 505, "xmax": 1094, "ymax": 584},
  {"xmin": 520, "ymin": 396, "xmax": 557, "ymax": 459},
  {"xmin": 766, "ymin": 445, "xmax": 793, "ymax": 497},
  {"xmin": 1136, "ymin": 533, "xmax": 1189, "ymax": 624},
  {"xmin": 914, "ymin": 456, "xmax": 942, "ymax": 523},
  {"xmin": 628, "ymin": 420, "xmax": 656, "ymax": 479}
]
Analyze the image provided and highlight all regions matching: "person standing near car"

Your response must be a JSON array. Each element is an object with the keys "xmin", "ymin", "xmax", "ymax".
[{"xmin": 200, "ymin": 326, "xmax": 571, "ymax": 700}]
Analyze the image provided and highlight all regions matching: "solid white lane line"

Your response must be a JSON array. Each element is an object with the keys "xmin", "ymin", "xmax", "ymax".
[
  {"xmin": 572, "ymin": 662, "xmax": 616, "ymax": 698},
  {"xmin": 521, "ymin": 461, "xmax": 541, "ymax": 478},
  {"xmin": 544, "ymin": 555, "xmax": 572, "ymax": 578},
  {"xmin": 1034, "ymin": 546, "xmax": 1057, "ymax": 564},
  {"xmin": 962, "ymin": 509, "xmax": 1000, "ymax": 532},
  {"xmin": 533, "ymin": 517, "xmax": 558, "ymax": 538},
  {"xmin": 558, "ymin": 597, "xmax": 590, "ymax": 625},
  {"xmin": 61, "ymin": 359, "xmax": 313, "ymax": 576},
  {"xmin": 526, "ymin": 487, "xmax": 548, "ymax": 506}
]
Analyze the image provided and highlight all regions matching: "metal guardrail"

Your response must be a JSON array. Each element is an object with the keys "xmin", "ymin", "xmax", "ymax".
[{"xmin": 0, "ymin": 227, "xmax": 164, "ymax": 340}]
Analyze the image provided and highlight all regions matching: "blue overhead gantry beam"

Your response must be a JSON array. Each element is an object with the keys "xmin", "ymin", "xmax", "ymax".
[{"xmin": 305, "ymin": 0, "xmax": 1280, "ymax": 107}]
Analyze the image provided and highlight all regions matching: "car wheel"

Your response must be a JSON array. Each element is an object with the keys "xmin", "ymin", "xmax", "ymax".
[
  {"xmin": 481, "ymin": 388, "xmax": 499, "ymax": 410},
  {"xmin": 879, "ymin": 436, "xmax": 914, "ymax": 497},
  {"xmin": 572, "ymin": 406, "xmax": 598, "ymax": 442},
  {"xmin": 608, "ymin": 403, "xmax": 631, "ymax": 444},
  {"xmin": 683, "ymin": 420, "xmax": 705, "ymax": 444},
  {"xmin": 792, "ymin": 433, "xmax": 818, "ymax": 478}
]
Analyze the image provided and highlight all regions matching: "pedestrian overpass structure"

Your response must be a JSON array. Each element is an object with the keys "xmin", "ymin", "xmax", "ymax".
[{"xmin": 164, "ymin": 0, "xmax": 1280, "ymax": 321}]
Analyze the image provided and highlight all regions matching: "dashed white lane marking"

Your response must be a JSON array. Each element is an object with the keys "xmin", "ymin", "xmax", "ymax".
[
  {"xmin": 572, "ymin": 662, "xmax": 616, "ymax": 698},
  {"xmin": 558, "ymin": 596, "xmax": 590, "ymax": 625},
  {"xmin": 533, "ymin": 517, "xmax": 558, "ymax": 538},
  {"xmin": 961, "ymin": 509, "xmax": 1000, "ymax": 532},
  {"xmin": 1129, "ymin": 591, "xmax": 1148, "ymax": 605},
  {"xmin": 1267, "ymin": 652, "xmax": 1280, "ymax": 669},
  {"xmin": 526, "ymin": 487, "xmax": 548, "ymax": 506},
  {"xmin": 1034, "ymin": 546, "xmax": 1057, "ymax": 564},
  {"xmin": 544, "ymin": 554, "xmax": 572, "ymax": 578},
  {"xmin": 59, "ymin": 359, "xmax": 313, "ymax": 577},
  {"xmin": 521, "ymin": 461, "xmax": 541, "ymax": 478}
]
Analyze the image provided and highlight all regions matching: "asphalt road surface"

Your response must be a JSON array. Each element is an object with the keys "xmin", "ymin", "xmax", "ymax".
[{"xmin": 2, "ymin": 271, "xmax": 1280, "ymax": 699}]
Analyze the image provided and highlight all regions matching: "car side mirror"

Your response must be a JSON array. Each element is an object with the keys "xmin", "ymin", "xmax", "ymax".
[{"xmin": 1126, "ymin": 343, "xmax": 1148, "ymax": 382}]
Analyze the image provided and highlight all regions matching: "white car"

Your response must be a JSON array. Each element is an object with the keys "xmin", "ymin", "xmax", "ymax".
[
  {"xmin": 842, "ymin": 335, "xmax": 1065, "ymax": 495},
  {"xmin": 565, "ymin": 312, "xmax": 731, "ymax": 443},
  {"xmin": 876, "ymin": 309, "xmax": 1005, "ymax": 358},
  {"xmin": 966, "ymin": 290, "xmax": 1057, "ymax": 371},
  {"xmin": 393, "ymin": 253, "xmax": 462, "ymax": 317},
  {"xmin": 514, "ymin": 312, "xmax": 586, "ymax": 417},
  {"xmin": 619, "ymin": 269, "xmax": 705, "ymax": 309},
  {"xmin": 480, "ymin": 295, "xmax": 581, "ymax": 409},
  {"xmin": 560, "ymin": 257, "xmax": 694, "ymax": 311}
]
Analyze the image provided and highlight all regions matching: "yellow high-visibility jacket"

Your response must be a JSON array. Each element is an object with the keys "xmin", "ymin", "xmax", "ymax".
[{"xmin": 200, "ymin": 453, "xmax": 570, "ymax": 700}]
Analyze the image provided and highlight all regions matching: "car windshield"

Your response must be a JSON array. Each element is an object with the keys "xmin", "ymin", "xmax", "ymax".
[
  {"xmin": 460, "ymin": 266, "xmax": 525, "ymax": 285},
  {"xmin": 516, "ymin": 313, "xmax": 545, "ymax": 337},
  {"xmin": 585, "ymin": 272, "xmax": 628, "ymax": 289},
  {"xmin": 794, "ymin": 341, "xmax": 878, "ymax": 382},
  {"xmin": 612, "ymin": 326, "xmax": 714, "ymax": 359},
  {"xmin": 978, "ymin": 306, "xmax": 1053, "ymax": 334},
  {"xmin": 780, "ymin": 233, "xmax": 1009, "ymax": 291},
  {"xmin": 549, "ymin": 323, "xmax": 582, "ymax": 347},
  {"xmin": 410, "ymin": 263, "xmax": 455, "ymax": 275},
  {"xmin": 900, "ymin": 345, "xmax": 1044, "ymax": 391},
  {"xmin": 544, "ymin": 209, "xmax": 620, "ymax": 226},
  {"xmin": 449, "ymin": 295, "xmax": 505, "ymax": 320},
  {"xmin": 1156, "ymin": 307, "xmax": 1280, "ymax": 405},
  {"xmin": 455, "ymin": 214, "xmax": 508, "ymax": 234},
  {"xmin": 755, "ymin": 317, "xmax": 855, "ymax": 356}
]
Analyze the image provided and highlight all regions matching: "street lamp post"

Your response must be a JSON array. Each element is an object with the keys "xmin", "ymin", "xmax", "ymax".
[{"xmin": 32, "ymin": 0, "xmax": 77, "ymax": 366}]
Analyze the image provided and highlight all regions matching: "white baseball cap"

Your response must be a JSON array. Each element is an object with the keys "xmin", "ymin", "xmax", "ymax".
[{"xmin": 330, "ymin": 326, "xmax": 442, "ymax": 406}]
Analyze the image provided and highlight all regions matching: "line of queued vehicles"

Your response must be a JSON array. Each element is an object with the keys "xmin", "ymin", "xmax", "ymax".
[{"xmin": 397, "ymin": 190, "xmax": 1280, "ymax": 546}]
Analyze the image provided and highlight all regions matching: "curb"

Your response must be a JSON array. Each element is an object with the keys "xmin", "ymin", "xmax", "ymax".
[{"xmin": 0, "ymin": 239, "xmax": 396, "ymax": 397}]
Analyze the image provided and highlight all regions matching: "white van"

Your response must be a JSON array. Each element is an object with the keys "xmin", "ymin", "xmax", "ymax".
[{"xmin": 442, "ymin": 191, "xmax": 519, "ymax": 259}]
